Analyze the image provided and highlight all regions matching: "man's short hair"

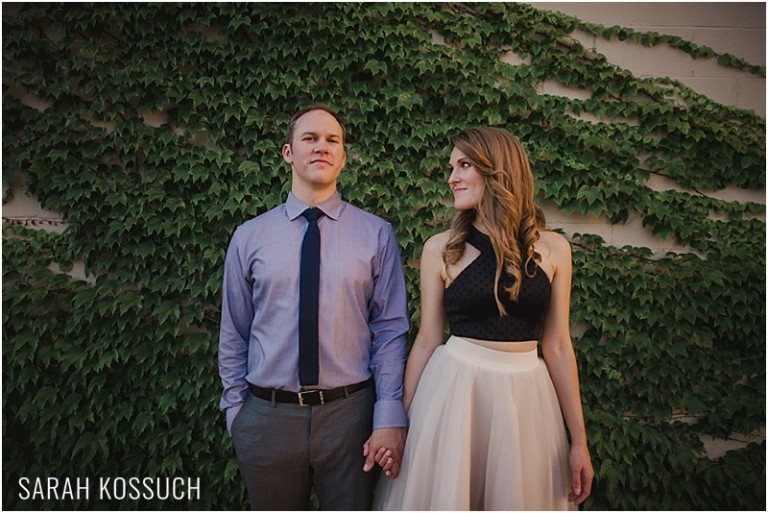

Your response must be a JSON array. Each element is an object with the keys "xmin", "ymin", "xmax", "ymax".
[{"xmin": 284, "ymin": 104, "xmax": 347, "ymax": 146}]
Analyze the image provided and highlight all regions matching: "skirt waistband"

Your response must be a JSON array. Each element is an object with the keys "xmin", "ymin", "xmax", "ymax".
[{"xmin": 445, "ymin": 336, "xmax": 540, "ymax": 372}]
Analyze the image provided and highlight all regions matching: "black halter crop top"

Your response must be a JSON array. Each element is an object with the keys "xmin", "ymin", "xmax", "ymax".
[{"xmin": 444, "ymin": 225, "xmax": 552, "ymax": 342}]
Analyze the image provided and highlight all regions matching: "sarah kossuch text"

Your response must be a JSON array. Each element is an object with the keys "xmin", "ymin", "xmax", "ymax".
[{"xmin": 18, "ymin": 476, "xmax": 201, "ymax": 502}]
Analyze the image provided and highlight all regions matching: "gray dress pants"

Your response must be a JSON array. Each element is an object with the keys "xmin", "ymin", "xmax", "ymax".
[{"xmin": 231, "ymin": 384, "xmax": 376, "ymax": 510}]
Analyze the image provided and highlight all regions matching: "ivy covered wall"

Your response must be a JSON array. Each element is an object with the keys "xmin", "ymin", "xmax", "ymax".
[{"xmin": 2, "ymin": 3, "xmax": 765, "ymax": 510}]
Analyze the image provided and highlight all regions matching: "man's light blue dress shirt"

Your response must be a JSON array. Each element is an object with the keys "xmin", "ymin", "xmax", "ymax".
[{"xmin": 219, "ymin": 192, "xmax": 409, "ymax": 432}]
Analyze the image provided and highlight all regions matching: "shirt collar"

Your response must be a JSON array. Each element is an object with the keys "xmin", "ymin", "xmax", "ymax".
[{"xmin": 286, "ymin": 191, "xmax": 342, "ymax": 221}]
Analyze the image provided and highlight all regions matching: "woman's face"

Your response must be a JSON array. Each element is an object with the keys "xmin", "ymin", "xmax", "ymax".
[{"xmin": 448, "ymin": 147, "xmax": 484, "ymax": 211}]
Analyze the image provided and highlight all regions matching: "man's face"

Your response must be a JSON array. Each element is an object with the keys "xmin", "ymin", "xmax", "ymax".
[{"xmin": 282, "ymin": 109, "xmax": 346, "ymax": 193}]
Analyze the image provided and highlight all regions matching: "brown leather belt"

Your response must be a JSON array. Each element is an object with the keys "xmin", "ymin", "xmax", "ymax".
[{"xmin": 249, "ymin": 379, "xmax": 372, "ymax": 406}]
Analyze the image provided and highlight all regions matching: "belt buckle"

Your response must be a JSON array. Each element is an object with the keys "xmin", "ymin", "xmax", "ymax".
[{"xmin": 297, "ymin": 389, "xmax": 324, "ymax": 406}]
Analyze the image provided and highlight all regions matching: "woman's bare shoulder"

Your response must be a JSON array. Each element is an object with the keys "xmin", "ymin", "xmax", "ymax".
[
  {"xmin": 538, "ymin": 229, "xmax": 570, "ymax": 249},
  {"xmin": 423, "ymin": 229, "xmax": 451, "ymax": 254},
  {"xmin": 537, "ymin": 229, "xmax": 572, "ymax": 267}
]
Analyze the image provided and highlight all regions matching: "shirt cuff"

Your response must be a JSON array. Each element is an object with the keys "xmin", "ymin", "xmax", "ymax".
[
  {"xmin": 225, "ymin": 403, "xmax": 243, "ymax": 436},
  {"xmin": 372, "ymin": 399, "xmax": 408, "ymax": 429}
]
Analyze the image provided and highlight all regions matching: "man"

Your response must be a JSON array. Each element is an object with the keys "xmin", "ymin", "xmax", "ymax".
[{"xmin": 218, "ymin": 105, "xmax": 409, "ymax": 510}]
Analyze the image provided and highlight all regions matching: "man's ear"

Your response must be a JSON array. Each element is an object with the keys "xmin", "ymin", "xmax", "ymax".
[{"xmin": 282, "ymin": 143, "xmax": 293, "ymax": 164}]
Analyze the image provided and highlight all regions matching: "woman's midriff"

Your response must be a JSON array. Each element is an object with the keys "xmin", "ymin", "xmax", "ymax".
[{"xmin": 462, "ymin": 337, "xmax": 538, "ymax": 353}]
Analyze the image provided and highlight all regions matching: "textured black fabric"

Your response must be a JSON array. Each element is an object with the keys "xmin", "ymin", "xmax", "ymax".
[{"xmin": 444, "ymin": 225, "xmax": 551, "ymax": 341}]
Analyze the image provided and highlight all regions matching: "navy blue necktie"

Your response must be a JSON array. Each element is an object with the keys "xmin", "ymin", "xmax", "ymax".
[{"xmin": 299, "ymin": 207, "xmax": 323, "ymax": 386}]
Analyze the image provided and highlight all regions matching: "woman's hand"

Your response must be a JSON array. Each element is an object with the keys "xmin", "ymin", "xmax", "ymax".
[
  {"xmin": 568, "ymin": 443, "xmax": 594, "ymax": 505},
  {"xmin": 362, "ymin": 428, "xmax": 406, "ymax": 479}
]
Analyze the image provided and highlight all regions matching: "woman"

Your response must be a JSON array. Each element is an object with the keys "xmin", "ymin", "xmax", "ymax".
[{"xmin": 373, "ymin": 127, "xmax": 594, "ymax": 510}]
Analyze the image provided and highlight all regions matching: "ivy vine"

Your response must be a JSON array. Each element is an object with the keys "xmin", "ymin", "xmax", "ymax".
[{"xmin": 3, "ymin": 3, "xmax": 764, "ymax": 510}]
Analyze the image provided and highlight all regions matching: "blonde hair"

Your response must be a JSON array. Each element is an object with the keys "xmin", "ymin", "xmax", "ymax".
[{"xmin": 443, "ymin": 127, "xmax": 546, "ymax": 315}]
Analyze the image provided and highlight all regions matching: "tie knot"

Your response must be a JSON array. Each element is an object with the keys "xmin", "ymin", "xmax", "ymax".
[{"xmin": 302, "ymin": 207, "xmax": 323, "ymax": 222}]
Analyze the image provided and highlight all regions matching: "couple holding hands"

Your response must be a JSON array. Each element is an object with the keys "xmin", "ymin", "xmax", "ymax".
[{"xmin": 218, "ymin": 105, "xmax": 594, "ymax": 510}]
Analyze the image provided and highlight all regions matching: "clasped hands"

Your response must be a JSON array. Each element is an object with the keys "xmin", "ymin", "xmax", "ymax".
[{"xmin": 362, "ymin": 427, "xmax": 406, "ymax": 479}]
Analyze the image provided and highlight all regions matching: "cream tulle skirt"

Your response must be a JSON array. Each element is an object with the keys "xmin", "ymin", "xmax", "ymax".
[{"xmin": 374, "ymin": 336, "xmax": 575, "ymax": 511}]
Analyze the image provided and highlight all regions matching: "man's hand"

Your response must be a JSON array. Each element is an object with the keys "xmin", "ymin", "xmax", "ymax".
[{"xmin": 362, "ymin": 427, "xmax": 406, "ymax": 479}]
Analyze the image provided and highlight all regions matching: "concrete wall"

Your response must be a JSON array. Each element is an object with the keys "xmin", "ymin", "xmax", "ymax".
[
  {"xmin": 528, "ymin": 2, "xmax": 765, "ymax": 253},
  {"xmin": 3, "ymin": 3, "xmax": 766, "ymax": 258},
  {"xmin": 530, "ymin": 2, "xmax": 765, "ymax": 116}
]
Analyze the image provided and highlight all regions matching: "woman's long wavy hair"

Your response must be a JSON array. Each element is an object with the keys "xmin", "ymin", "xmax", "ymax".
[{"xmin": 443, "ymin": 127, "xmax": 547, "ymax": 315}]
